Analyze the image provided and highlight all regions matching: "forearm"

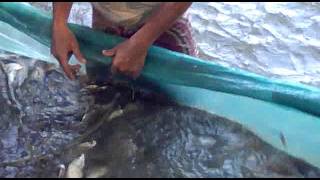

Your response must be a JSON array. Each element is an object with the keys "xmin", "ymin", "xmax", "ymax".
[
  {"xmin": 52, "ymin": 2, "xmax": 73, "ymax": 27},
  {"xmin": 130, "ymin": 2, "xmax": 192, "ymax": 47}
]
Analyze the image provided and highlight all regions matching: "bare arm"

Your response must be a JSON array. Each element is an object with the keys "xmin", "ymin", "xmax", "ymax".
[
  {"xmin": 103, "ymin": 2, "xmax": 192, "ymax": 78},
  {"xmin": 52, "ymin": 2, "xmax": 73, "ymax": 27},
  {"xmin": 51, "ymin": 2, "xmax": 86, "ymax": 80},
  {"xmin": 130, "ymin": 2, "xmax": 192, "ymax": 47}
]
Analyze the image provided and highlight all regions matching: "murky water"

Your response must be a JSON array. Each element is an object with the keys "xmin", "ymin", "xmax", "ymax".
[
  {"xmin": 0, "ymin": 51, "xmax": 91, "ymax": 177},
  {"xmin": 0, "ymin": 51, "xmax": 319, "ymax": 178},
  {"xmin": 83, "ymin": 105, "xmax": 320, "ymax": 178}
]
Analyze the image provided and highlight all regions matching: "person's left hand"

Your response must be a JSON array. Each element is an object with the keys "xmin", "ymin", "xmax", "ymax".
[{"xmin": 102, "ymin": 39, "xmax": 148, "ymax": 79}]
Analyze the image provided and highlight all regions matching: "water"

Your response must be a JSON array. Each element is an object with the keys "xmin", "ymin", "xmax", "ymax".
[
  {"xmin": 0, "ymin": 51, "xmax": 91, "ymax": 177},
  {"xmin": 83, "ymin": 105, "xmax": 320, "ymax": 178},
  {"xmin": 0, "ymin": 51, "xmax": 319, "ymax": 178},
  {"xmin": 187, "ymin": 2, "xmax": 320, "ymax": 88}
]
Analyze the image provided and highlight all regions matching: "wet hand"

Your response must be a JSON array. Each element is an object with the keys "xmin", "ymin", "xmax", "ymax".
[
  {"xmin": 102, "ymin": 39, "xmax": 148, "ymax": 79},
  {"xmin": 51, "ymin": 25, "xmax": 87, "ymax": 80}
]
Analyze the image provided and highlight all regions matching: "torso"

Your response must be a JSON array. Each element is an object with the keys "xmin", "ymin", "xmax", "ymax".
[{"xmin": 91, "ymin": 2, "xmax": 162, "ymax": 30}]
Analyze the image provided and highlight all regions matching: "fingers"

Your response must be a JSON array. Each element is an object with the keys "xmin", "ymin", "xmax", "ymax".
[
  {"xmin": 102, "ymin": 49, "xmax": 116, "ymax": 57},
  {"xmin": 103, "ymin": 47, "xmax": 142, "ymax": 79},
  {"xmin": 131, "ymin": 70, "xmax": 141, "ymax": 80},
  {"xmin": 111, "ymin": 62, "xmax": 141, "ymax": 80},
  {"xmin": 59, "ymin": 56, "xmax": 76, "ymax": 80},
  {"xmin": 104, "ymin": 48, "xmax": 119, "ymax": 77},
  {"xmin": 52, "ymin": 49, "xmax": 83, "ymax": 80},
  {"xmin": 72, "ymin": 43, "xmax": 87, "ymax": 64},
  {"xmin": 70, "ymin": 64, "xmax": 81, "ymax": 74},
  {"xmin": 51, "ymin": 35, "xmax": 85, "ymax": 80},
  {"xmin": 110, "ymin": 63, "xmax": 118, "ymax": 76},
  {"xmin": 62, "ymin": 62, "xmax": 82, "ymax": 80}
]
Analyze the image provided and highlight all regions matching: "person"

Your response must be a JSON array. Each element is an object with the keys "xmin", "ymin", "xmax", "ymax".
[{"xmin": 51, "ymin": 2, "xmax": 197, "ymax": 81}]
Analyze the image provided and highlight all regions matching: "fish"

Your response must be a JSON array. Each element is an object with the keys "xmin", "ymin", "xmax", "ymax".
[
  {"xmin": 3, "ymin": 63, "xmax": 23, "ymax": 84},
  {"xmin": 66, "ymin": 154, "xmax": 85, "ymax": 178},
  {"xmin": 58, "ymin": 164, "xmax": 66, "ymax": 178},
  {"xmin": 279, "ymin": 132, "xmax": 287, "ymax": 148},
  {"xmin": 0, "ymin": 61, "xmax": 25, "ymax": 121},
  {"xmin": 77, "ymin": 140, "xmax": 97, "ymax": 153},
  {"xmin": 108, "ymin": 109, "xmax": 124, "ymax": 121},
  {"xmin": 86, "ymin": 166, "xmax": 109, "ymax": 178}
]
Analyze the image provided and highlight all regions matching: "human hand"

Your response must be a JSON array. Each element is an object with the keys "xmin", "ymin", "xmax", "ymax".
[
  {"xmin": 51, "ymin": 25, "xmax": 87, "ymax": 80},
  {"xmin": 102, "ymin": 39, "xmax": 148, "ymax": 79}
]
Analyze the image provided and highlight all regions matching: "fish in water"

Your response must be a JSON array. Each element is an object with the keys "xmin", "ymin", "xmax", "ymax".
[
  {"xmin": 85, "ymin": 166, "xmax": 109, "ymax": 178},
  {"xmin": 0, "ymin": 50, "xmax": 93, "ymax": 178},
  {"xmin": 58, "ymin": 164, "xmax": 66, "ymax": 178},
  {"xmin": 81, "ymin": 104, "xmax": 320, "ymax": 178},
  {"xmin": 66, "ymin": 154, "xmax": 85, "ymax": 178},
  {"xmin": 1, "ymin": 50, "xmax": 320, "ymax": 178},
  {"xmin": 0, "ymin": 50, "xmax": 137, "ymax": 178},
  {"xmin": 279, "ymin": 132, "xmax": 287, "ymax": 148}
]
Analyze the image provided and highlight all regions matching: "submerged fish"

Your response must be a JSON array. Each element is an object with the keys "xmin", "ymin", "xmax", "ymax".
[
  {"xmin": 279, "ymin": 132, "xmax": 287, "ymax": 148},
  {"xmin": 0, "ymin": 50, "xmax": 135, "ymax": 178},
  {"xmin": 0, "ymin": 50, "xmax": 93, "ymax": 178},
  {"xmin": 66, "ymin": 154, "xmax": 85, "ymax": 178}
]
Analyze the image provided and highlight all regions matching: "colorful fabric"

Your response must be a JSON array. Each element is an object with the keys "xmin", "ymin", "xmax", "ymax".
[{"xmin": 92, "ymin": 8, "xmax": 197, "ymax": 56}]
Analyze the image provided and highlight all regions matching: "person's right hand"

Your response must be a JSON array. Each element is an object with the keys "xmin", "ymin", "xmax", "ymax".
[{"xmin": 51, "ymin": 25, "xmax": 87, "ymax": 80}]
